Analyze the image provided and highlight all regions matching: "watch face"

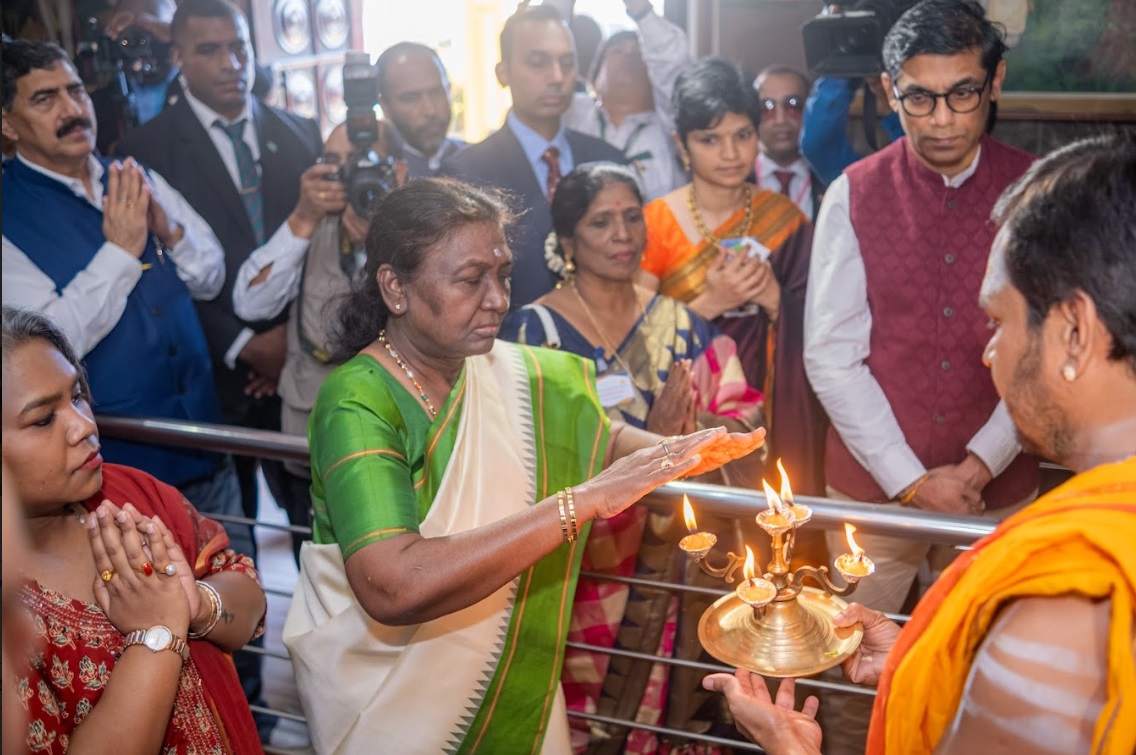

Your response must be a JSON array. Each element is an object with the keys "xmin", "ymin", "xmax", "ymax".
[{"xmin": 143, "ymin": 626, "xmax": 173, "ymax": 651}]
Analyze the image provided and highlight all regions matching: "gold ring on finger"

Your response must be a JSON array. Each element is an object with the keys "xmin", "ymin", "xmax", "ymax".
[
  {"xmin": 126, "ymin": 201, "xmax": 135, "ymax": 209},
  {"xmin": 100, "ymin": 569, "xmax": 115, "ymax": 582},
  {"xmin": 660, "ymin": 458, "xmax": 675, "ymax": 471}
]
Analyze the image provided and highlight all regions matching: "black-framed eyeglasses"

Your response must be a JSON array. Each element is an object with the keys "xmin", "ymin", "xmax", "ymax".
[
  {"xmin": 760, "ymin": 95, "xmax": 804, "ymax": 118},
  {"xmin": 892, "ymin": 76, "xmax": 989, "ymax": 117}
]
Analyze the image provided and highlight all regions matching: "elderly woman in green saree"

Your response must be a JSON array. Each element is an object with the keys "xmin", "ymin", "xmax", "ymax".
[{"xmin": 282, "ymin": 178, "xmax": 765, "ymax": 754}]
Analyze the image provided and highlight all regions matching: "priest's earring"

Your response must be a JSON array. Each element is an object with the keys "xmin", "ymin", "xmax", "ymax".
[{"xmin": 1062, "ymin": 363, "xmax": 1077, "ymax": 382}]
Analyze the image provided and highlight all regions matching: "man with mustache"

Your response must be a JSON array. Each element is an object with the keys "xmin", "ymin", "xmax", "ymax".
[
  {"xmin": 0, "ymin": 38, "xmax": 241, "ymax": 546},
  {"xmin": 752, "ymin": 65, "xmax": 826, "ymax": 222},
  {"xmin": 376, "ymin": 42, "xmax": 465, "ymax": 178},
  {"xmin": 802, "ymin": 1, "xmax": 1038, "ymax": 751},
  {"xmin": 441, "ymin": 3, "xmax": 626, "ymax": 307}
]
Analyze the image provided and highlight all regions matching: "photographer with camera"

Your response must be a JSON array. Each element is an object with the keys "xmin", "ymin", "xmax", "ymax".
[
  {"xmin": 803, "ymin": 1, "xmax": 1038, "ymax": 750},
  {"xmin": 232, "ymin": 50, "xmax": 405, "ymax": 561}
]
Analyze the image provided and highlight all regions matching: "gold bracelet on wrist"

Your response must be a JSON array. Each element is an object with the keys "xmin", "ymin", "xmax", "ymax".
[
  {"xmin": 188, "ymin": 580, "xmax": 223, "ymax": 639},
  {"xmin": 898, "ymin": 475, "xmax": 928, "ymax": 506},
  {"xmin": 557, "ymin": 489, "xmax": 570, "ymax": 543},
  {"xmin": 565, "ymin": 487, "xmax": 578, "ymax": 543}
]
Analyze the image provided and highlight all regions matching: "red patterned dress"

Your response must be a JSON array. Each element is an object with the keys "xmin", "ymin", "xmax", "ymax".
[{"xmin": 14, "ymin": 464, "xmax": 265, "ymax": 754}]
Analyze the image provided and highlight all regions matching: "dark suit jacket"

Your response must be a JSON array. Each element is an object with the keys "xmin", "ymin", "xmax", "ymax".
[
  {"xmin": 440, "ymin": 124, "xmax": 626, "ymax": 307},
  {"xmin": 117, "ymin": 96, "xmax": 322, "ymax": 421},
  {"xmin": 808, "ymin": 168, "xmax": 827, "ymax": 224}
]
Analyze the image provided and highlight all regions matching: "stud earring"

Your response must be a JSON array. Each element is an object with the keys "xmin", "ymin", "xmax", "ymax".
[
  {"xmin": 564, "ymin": 256, "xmax": 576, "ymax": 276},
  {"xmin": 1062, "ymin": 363, "xmax": 1076, "ymax": 382},
  {"xmin": 393, "ymin": 303, "xmax": 401, "ymax": 311}
]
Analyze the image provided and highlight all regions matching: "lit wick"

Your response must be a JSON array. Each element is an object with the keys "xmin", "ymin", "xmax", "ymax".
[
  {"xmin": 678, "ymin": 494, "xmax": 717, "ymax": 558},
  {"xmin": 735, "ymin": 545, "xmax": 777, "ymax": 609},
  {"xmin": 757, "ymin": 480, "xmax": 796, "ymax": 535},
  {"xmin": 834, "ymin": 523, "xmax": 876, "ymax": 582},
  {"xmin": 777, "ymin": 458, "xmax": 812, "ymax": 526}
]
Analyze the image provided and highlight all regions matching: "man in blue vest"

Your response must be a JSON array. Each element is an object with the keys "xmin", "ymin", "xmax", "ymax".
[{"xmin": 0, "ymin": 37, "xmax": 250, "ymax": 558}]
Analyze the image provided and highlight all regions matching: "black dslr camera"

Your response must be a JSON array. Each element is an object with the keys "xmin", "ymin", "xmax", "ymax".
[
  {"xmin": 330, "ymin": 51, "xmax": 399, "ymax": 219},
  {"xmin": 801, "ymin": 0, "xmax": 916, "ymax": 78}
]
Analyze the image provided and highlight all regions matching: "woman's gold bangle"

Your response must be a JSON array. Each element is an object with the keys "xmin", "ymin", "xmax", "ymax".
[
  {"xmin": 565, "ymin": 487, "xmax": 578, "ymax": 543},
  {"xmin": 188, "ymin": 580, "xmax": 223, "ymax": 639}
]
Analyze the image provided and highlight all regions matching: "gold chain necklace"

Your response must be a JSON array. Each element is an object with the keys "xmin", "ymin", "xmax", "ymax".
[
  {"xmin": 688, "ymin": 183, "xmax": 753, "ymax": 251},
  {"xmin": 569, "ymin": 280, "xmax": 652, "ymax": 395},
  {"xmin": 378, "ymin": 330, "xmax": 438, "ymax": 419}
]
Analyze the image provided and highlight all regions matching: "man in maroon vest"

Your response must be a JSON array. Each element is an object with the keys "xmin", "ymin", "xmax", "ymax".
[{"xmin": 804, "ymin": 1, "xmax": 1037, "ymax": 750}]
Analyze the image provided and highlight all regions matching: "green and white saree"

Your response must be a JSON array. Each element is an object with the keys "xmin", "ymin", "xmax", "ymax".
[{"xmin": 283, "ymin": 340, "xmax": 609, "ymax": 754}]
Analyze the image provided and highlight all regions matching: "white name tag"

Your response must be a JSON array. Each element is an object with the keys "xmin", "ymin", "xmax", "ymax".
[
  {"xmin": 595, "ymin": 373, "xmax": 637, "ymax": 407},
  {"xmin": 721, "ymin": 236, "xmax": 771, "ymax": 263}
]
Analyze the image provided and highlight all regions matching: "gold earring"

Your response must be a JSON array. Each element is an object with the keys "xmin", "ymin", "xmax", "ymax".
[
  {"xmin": 564, "ymin": 256, "xmax": 576, "ymax": 276},
  {"xmin": 1062, "ymin": 363, "xmax": 1076, "ymax": 382},
  {"xmin": 681, "ymin": 153, "xmax": 691, "ymax": 172}
]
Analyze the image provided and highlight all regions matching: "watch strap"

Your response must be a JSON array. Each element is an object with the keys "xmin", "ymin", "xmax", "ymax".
[{"xmin": 123, "ymin": 627, "xmax": 190, "ymax": 662}]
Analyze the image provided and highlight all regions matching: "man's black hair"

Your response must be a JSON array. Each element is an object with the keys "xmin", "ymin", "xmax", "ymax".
[
  {"xmin": 2, "ymin": 38, "xmax": 70, "ymax": 111},
  {"xmin": 753, "ymin": 65, "xmax": 811, "ymax": 97},
  {"xmin": 993, "ymin": 129, "xmax": 1136, "ymax": 373},
  {"xmin": 171, "ymin": 0, "xmax": 243, "ymax": 46},
  {"xmin": 375, "ymin": 42, "xmax": 447, "ymax": 100},
  {"xmin": 499, "ymin": 4, "xmax": 566, "ymax": 64},
  {"xmin": 882, "ymin": 0, "xmax": 1006, "ymax": 131}
]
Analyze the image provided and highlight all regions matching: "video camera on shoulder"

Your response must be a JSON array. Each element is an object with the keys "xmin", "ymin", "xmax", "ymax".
[
  {"xmin": 330, "ymin": 51, "xmax": 399, "ymax": 219},
  {"xmin": 801, "ymin": 0, "xmax": 916, "ymax": 78}
]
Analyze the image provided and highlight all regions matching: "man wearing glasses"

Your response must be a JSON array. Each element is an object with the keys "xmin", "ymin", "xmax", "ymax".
[
  {"xmin": 752, "ymin": 65, "xmax": 825, "ymax": 221},
  {"xmin": 803, "ymin": 2, "xmax": 1037, "ymax": 751}
]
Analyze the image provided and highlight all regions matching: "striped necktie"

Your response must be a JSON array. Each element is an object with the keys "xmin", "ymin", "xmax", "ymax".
[
  {"xmin": 215, "ymin": 119, "xmax": 265, "ymax": 245},
  {"xmin": 541, "ymin": 146, "xmax": 561, "ymax": 203}
]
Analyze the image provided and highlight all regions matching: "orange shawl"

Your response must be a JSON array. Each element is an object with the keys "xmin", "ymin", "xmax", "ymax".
[
  {"xmin": 641, "ymin": 187, "xmax": 805, "ymax": 303},
  {"xmin": 867, "ymin": 457, "xmax": 1136, "ymax": 754}
]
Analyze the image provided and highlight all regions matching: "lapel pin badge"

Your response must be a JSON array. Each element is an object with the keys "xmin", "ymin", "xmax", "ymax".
[{"xmin": 266, "ymin": 140, "xmax": 279, "ymax": 153}]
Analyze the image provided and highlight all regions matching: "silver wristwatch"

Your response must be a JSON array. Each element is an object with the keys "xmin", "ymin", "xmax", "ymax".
[{"xmin": 123, "ymin": 625, "xmax": 190, "ymax": 662}]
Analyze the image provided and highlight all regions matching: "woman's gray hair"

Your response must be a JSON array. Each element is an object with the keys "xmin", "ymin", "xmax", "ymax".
[{"xmin": 2, "ymin": 307, "xmax": 90, "ymax": 397}]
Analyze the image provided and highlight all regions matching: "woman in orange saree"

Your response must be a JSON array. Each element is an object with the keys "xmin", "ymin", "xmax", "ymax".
[{"xmin": 636, "ymin": 58, "xmax": 825, "ymax": 495}]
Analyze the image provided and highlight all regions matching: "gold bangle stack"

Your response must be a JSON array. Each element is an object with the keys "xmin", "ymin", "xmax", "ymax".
[
  {"xmin": 188, "ymin": 580, "xmax": 224, "ymax": 639},
  {"xmin": 898, "ymin": 475, "xmax": 928, "ymax": 506},
  {"xmin": 557, "ymin": 487, "xmax": 579, "ymax": 544}
]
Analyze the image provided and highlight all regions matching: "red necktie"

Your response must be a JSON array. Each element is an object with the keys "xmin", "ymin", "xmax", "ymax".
[
  {"xmin": 774, "ymin": 170, "xmax": 795, "ymax": 196},
  {"xmin": 542, "ymin": 146, "xmax": 561, "ymax": 203}
]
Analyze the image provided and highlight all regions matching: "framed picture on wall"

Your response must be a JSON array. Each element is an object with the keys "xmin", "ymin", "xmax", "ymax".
[{"xmin": 980, "ymin": 0, "xmax": 1134, "ymax": 120}]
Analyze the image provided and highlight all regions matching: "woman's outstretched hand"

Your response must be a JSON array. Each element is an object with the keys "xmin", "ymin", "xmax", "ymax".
[
  {"xmin": 702, "ymin": 669, "xmax": 822, "ymax": 755},
  {"xmin": 579, "ymin": 426, "xmax": 766, "ymax": 520},
  {"xmin": 683, "ymin": 426, "xmax": 765, "ymax": 479}
]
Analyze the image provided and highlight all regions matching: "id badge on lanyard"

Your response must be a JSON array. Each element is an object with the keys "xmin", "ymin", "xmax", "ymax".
[{"xmin": 595, "ymin": 372, "xmax": 637, "ymax": 407}]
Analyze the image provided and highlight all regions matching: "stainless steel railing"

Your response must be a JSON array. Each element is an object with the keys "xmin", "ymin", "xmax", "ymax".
[{"xmin": 97, "ymin": 414, "xmax": 999, "ymax": 751}]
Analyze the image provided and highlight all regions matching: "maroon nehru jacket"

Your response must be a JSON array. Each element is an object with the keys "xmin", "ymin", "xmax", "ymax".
[{"xmin": 825, "ymin": 135, "xmax": 1038, "ymax": 509}]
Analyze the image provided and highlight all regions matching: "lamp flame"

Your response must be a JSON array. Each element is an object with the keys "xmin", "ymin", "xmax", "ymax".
[
  {"xmin": 776, "ymin": 458, "xmax": 794, "ymax": 505},
  {"xmin": 761, "ymin": 479, "xmax": 785, "ymax": 513},
  {"xmin": 743, "ymin": 545, "xmax": 756, "ymax": 581},
  {"xmin": 844, "ymin": 523, "xmax": 865, "ymax": 558},
  {"xmin": 682, "ymin": 495, "xmax": 698, "ymax": 533}
]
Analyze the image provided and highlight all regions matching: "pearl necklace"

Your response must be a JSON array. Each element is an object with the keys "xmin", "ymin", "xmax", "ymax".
[
  {"xmin": 688, "ymin": 183, "xmax": 753, "ymax": 252},
  {"xmin": 378, "ymin": 330, "xmax": 438, "ymax": 419}
]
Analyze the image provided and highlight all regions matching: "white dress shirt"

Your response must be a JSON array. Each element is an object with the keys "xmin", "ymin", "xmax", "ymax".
[
  {"xmin": 755, "ymin": 153, "xmax": 814, "ymax": 219},
  {"xmin": 181, "ymin": 83, "xmax": 312, "ymax": 366},
  {"xmin": 2, "ymin": 153, "xmax": 225, "ymax": 359},
  {"xmin": 804, "ymin": 146, "xmax": 1020, "ymax": 498},
  {"xmin": 564, "ymin": 9, "xmax": 689, "ymax": 201}
]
